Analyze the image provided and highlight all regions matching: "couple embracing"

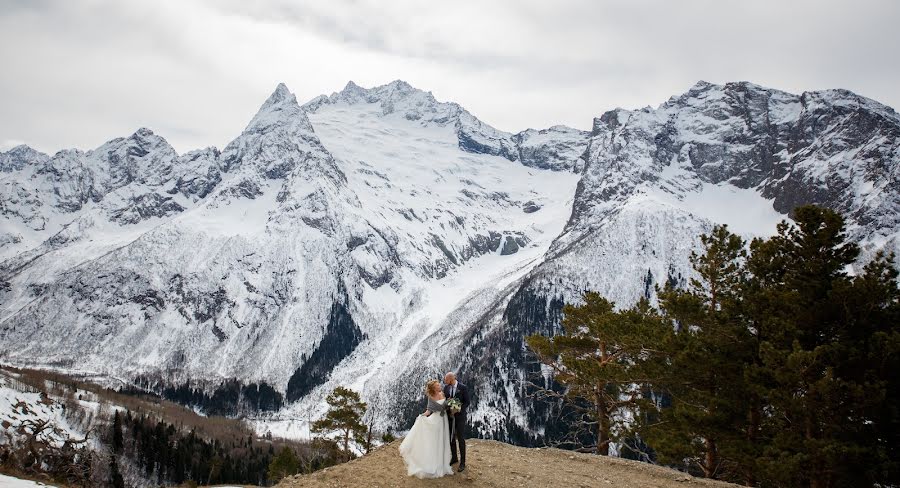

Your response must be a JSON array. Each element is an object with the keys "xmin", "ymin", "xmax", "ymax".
[{"xmin": 399, "ymin": 372, "xmax": 470, "ymax": 478}]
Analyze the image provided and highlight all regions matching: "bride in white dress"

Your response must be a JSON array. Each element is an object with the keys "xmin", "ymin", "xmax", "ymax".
[{"xmin": 399, "ymin": 379, "xmax": 454, "ymax": 478}]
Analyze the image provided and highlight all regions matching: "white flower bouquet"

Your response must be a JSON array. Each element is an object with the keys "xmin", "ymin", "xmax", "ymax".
[{"xmin": 446, "ymin": 397, "xmax": 462, "ymax": 415}]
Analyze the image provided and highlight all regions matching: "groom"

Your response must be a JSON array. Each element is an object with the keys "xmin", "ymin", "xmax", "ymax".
[{"xmin": 443, "ymin": 372, "xmax": 470, "ymax": 472}]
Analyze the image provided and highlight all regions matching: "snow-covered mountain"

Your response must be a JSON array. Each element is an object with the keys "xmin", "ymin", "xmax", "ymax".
[{"xmin": 1, "ymin": 80, "xmax": 897, "ymax": 443}]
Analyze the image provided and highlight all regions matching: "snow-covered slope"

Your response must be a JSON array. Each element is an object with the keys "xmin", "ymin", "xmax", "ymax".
[
  {"xmin": 0, "ymin": 80, "xmax": 585, "ymax": 414},
  {"xmin": 461, "ymin": 81, "xmax": 900, "ymax": 442},
  {"xmin": 0, "ymin": 80, "xmax": 898, "ymax": 445},
  {"xmin": 531, "ymin": 81, "xmax": 900, "ymax": 307},
  {"xmin": 0, "ymin": 377, "xmax": 85, "ymax": 450},
  {"xmin": 0, "ymin": 370, "xmax": 99, "ymax": 483}
]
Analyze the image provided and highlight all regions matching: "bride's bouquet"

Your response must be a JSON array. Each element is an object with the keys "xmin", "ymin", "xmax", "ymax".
[{"xmin": 446, "ymin": 397, "xmax": 462, "ymax": 415}]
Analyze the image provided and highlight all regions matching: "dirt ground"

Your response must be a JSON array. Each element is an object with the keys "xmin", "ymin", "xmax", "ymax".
[{"xmin": 278, "ymin": 439, "xmax": 739, "ymax": 488}]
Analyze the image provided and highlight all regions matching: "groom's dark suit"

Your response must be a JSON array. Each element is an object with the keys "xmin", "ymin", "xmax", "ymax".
[{"xmin": 443, "ymin": 381, "xmax": 470, "ymax": 466}]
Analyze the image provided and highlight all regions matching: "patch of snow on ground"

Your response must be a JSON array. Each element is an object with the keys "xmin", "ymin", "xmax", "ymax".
[{"xmin": 0, "ymin": 473, "xmax": 55, "ymax": 487}]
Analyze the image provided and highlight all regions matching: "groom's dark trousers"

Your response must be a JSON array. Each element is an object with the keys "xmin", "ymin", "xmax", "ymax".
[
  {"xmin": 444, "ymin": 382, "xmax": 470, "ymax": 465},
  {"xmin": 449, "ymin": 411, "xmax": 466, "ymax": 464}
]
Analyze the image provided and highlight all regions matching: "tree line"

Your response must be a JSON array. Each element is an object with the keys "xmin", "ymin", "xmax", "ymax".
[
  {"xmin": 0, "ymin": 364, "xmax": 348, "ymax": 487},
  {"xmin": 527, "ymin": 205, "xmax": 899, "ymax": 487},
  {"xmin": 107, "ymin": 408, "xmax": 343, "ymax": 486},
  {"xmin": 1, "ymin": 368, "xmax": 394, "ymax": 486},
  {"xmin": 114, "ymin": 385, "xmax": 392, "ymax": 486}
]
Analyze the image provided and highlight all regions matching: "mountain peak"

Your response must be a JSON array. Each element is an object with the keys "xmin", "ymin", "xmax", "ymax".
[
  {"xmin": 1, "ymin": 144, "xmax": 34, "ymax": 156},
  {"xmin": 663, "ymin": 79, "xmax": 792, "ymax": 111},
  {"xmin": 244, "ymin": 83, "xmax": 309, "ymax": 134},
  {"xmin": 658, "ymin": 80, "xmax": 896, "ymax": 124},
  {"xmin": 333, "ymin": 80, "xmax": 368, "ymax": 103},
  {"xmin": 264, "ymin": 83, "xmax": 297, "ymax": 107},
  {"xmin": 332, "ymin": 79, "xmax": 423, "ymax": 104},
  {"xmin": 691, "ymin": 79, "xmax": 715, "ymax": 89},
  {"xmin": 131, "ymin": 127, "xmax": 156, "ymax": 139},
  {"xmin": 304, "ymin": 79, "xmax": 452, "ymax": 125},
  {"xmin": 679, "ymin": 80, "xmax": 796, "ymax": 100},
  {"xmin": 0, "ymin": 144, "xmax": 49, "ymax": 172},
  {"xmin": 385, "ymin": 79, "xmax": 413, "ymax": 91},
  {"xmin": 800, "ymin": 88, "xmax": 900, "ymax": 122},
  {"xmin": 342, "ymin": 80, "xmax": 364, "ymax": 92}
]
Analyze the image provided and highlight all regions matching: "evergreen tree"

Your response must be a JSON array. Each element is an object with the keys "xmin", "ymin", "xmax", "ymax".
[
  {"xmin": 744, "ymin": 205, "xmax": 899, "ymax": 487},
  {"xmin": 112, "ymin": 410, "xmax": 124, "ymax": 454},
  {"xmin": 527, "ymin": 293, "xmax": 669, "ymax": 454},
  {"xmin": 109, "ymin": 455, "xmax": 125, "ymax": 488},
  {"xmin": 207, "ymin": 454, "xmax": 223, "ymax": 485},
  {"xmin": 528, "ymin": 205, "xmax": 898, "ymax": 486},
  {"xmin": 381, "ymin": 429, "xmax": 396, "ymax": 444},
  {"xmin": 267, "ymin": 446, "xmax": 300, "ymax": 483},
  {"xmin": 841, "ymin": 252, "xmax": 900, "ymax": 485},
  {"xmin": 640, "ymin": 225, "xmax": 754, "ymax": 481},
  {"xmin": 311, "ymin": 387, "xmax": 368, "ymax": 459}
]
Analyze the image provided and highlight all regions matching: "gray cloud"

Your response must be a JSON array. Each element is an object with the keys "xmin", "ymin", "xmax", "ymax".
[{"xmin": 1, "ymin": 0, "xmax": 898, "ymax": 154}]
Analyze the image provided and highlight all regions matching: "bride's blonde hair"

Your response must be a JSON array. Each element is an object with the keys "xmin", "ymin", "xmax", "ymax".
[{"xmin": 424, "ymin": 379, "xmax": 441, "ymax": 396}]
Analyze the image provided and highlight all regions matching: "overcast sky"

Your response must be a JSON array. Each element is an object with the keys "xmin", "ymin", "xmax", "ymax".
[{"xmin": 1, "ymin": 0, "xmax": 898, "ymax": 154}]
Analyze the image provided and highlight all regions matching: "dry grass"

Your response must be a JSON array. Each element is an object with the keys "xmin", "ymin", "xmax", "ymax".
[{"xmin": 278, "ymin": 439, "xmax": 741, "ymax": 488}]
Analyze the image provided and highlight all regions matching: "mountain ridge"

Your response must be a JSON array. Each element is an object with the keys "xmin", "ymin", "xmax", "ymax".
[{"xmin": 0, "ymin": 79, "xmax": 897, "ymax": 445}]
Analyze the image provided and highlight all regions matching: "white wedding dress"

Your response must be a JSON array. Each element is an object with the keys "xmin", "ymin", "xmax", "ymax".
[{"xmin": 399, "ymin": 399, "xmax": 454, "ymax": 478}]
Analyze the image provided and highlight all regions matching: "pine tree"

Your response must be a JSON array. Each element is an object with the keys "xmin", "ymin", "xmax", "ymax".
[
  {"xmin": 267, "ymin": 446, "xmax": 300, "ymax": 483},
  {"xmin": 109, "ymin": 455, "xmax": 125, "ymax": 488},
  {"xmin": 112, "ymin": 410, "xmax": 124, "ymax": 454},
  {"xmin": 311, "ymin": 387, "xmax": 368, "ymax": 459},
  {"xmin": 381, "ymin": 429, "xmax": 396, "ymax": 444},
  {"xmin": 841, "ymin": 252, "xmax": 900, "ymax": 485},
  {"xmin": 529, "ymin": 205, "xmax": 898, "ymax": 486},
  {"xmin": 641, "ymin": 225, "xmax": 754, "ymax": 482},
  {"xmin": 207, "ymin": 454, "xmax": 223, "ymax": 485},
  {"xmin": 527, "ymin": 293, "xmax": 669, "ymax": 455},
  {"xmin": 744, "ymin": 205, "xmax": 899, "ymax": 487}
]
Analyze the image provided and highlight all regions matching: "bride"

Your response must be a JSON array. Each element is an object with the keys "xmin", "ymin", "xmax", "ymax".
[{"xmin": 399, "ymin": 379, "xmax": 454, "ymax": 478}]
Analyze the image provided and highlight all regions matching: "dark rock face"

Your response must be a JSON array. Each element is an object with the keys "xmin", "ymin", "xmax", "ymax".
[
  {"xmin": 0, "ymin": 145, "xmax": 49, "ymax": 172},
  {"xmin": 466, "ymin": 231, "xmax": 503, "ymax": 257},
  {"xmin": 110, "ymin": 193, "xmax": 185, "ymax": 224},
  {"xmin": 425, "ymin": 231, "xmax": 531, "ymax": 277},
  {"xmin": 514, "ymin": 126, "xmax": 590, "ymax": 172},
  {"xmin": 456, "ymin": 126, "xmax": 519, "ymax": 161},
  {"xmin": 171, "ymin": 147, "xmax": 223, "ymax": 198},
  {"xmin": 500, "ymin": 236, "xmax": 520, "ymax": 255},
  {"xmin": 285, "ymin": 302, "xmax": 364, "ymax": 402},
  {"xmin": 455, "ymin": 119, "xmax": 589, "ymax": 173},
  {"xmin": 34, "ymin": 149, "xmax": 101, "ymax": 213},
  {"xmin": 223, "ymin": 178, "xmax": 263, "ymax": 199},
  {"xmin": 168, "ymin": 276, "xmax": 234, "ymax": 325},
  {"xmin": 522, "ymin": 201, "xmax": 542, "ymax": 213},
  {"xmin": 571, "ymin": 81, "xmax": 900, "ymax": 237},
  {"xmin": 101, "ymin": 128, "xmax": 178, "ymax": 190}
]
